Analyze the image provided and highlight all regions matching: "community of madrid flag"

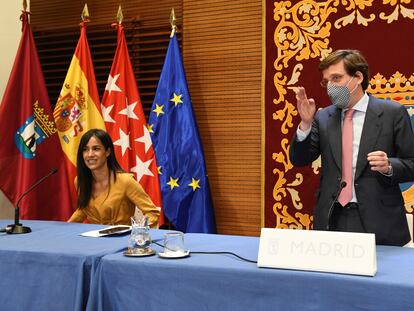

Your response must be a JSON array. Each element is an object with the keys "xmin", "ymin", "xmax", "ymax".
[
  {"xmin": 101, "ymin": 22, "xmax": 163, "ymax": 222},
  {"xmin": 148, "ymin": 32, "xmax": 216, "ymax": 233},
  {"xmin": 53, "ymin": 19, "xmax": 105, "ymax": 201},
  {"xmin": 0, "ymin": 11, "xmax": 73, "ymax": 220}
]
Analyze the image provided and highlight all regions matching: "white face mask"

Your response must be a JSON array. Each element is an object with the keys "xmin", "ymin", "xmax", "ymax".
[{"xmin": 327, "ymin": 77, "xmax": 357, "ymax": 109}]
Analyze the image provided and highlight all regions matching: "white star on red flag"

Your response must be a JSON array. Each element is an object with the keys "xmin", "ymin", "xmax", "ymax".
[
  {"xmin": 135, "ymin": 125, "xmax": 152, "ymax": 153},
  {"xmin": 100, "ymin": 103, "xmax": 116, "ymax": 123},
  {"xmin": 131, "ymin": 156, "xmax": 154, "ymax": 182},
  {"xmin": 119, "ymin": 97, "xmax": 139, "ymax": 120},
  {"xmin": 105, "ymin": 73, "xmax": 122, "ymax": 95},
  {"xmin": 113, "ymin": 128, "xmax": 131, "ymax": 156}
]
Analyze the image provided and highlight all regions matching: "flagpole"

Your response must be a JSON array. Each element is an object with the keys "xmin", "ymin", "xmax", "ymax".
[
  {"xmin": 7, "ymin": 0, "xmax": 32, "ymax": 234},
  {"xmin": 81, "ymin": 3, "xmax": 90, "ymax": 22},
  {"xmin": 117, "ymin": 5, "xmax": 123, "ymax": 25},
  {"xmin": 170, "ymin": 8, "xmax": 176, "ymax": 38},
  {"xmin": 6, "ymin": 0, "xmax": 32, "ymax": 234}
]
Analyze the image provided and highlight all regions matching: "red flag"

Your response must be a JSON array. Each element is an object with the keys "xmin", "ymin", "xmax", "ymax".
[
  {"xmin": 101, "ymin": 23, "xmax": 163, "ymax": 223},
  {"xmin": 53, "ymin": 20, "xmax": 106, "ymax": 204},
  {"xmin": 0, "ymin": 11, "xmax": 74, "ymax": 220}
]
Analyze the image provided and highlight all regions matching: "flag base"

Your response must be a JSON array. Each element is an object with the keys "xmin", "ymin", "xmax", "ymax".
[{"xmin": 7, "ymin": 223, "xmax": 32, "ymax": 234}]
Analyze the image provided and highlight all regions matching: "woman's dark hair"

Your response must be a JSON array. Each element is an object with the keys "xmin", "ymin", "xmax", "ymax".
[
  {"xmin": 319, "ymin": 49, "xmax": 370, "ymax": 90},
  {"xmin": 77, "ymin": 129, "xmax": 124, "ymax": 208}
]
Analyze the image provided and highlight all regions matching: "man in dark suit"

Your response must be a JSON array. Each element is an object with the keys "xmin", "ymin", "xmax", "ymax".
[{"xmin": 290, "ymin": 49, "xmax": 414, "ymax": 246}]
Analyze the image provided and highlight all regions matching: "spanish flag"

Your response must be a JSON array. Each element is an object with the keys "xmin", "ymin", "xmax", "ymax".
[{"xmin": 53, "ymin": 20, "xmax": 105, "ymax": 206}]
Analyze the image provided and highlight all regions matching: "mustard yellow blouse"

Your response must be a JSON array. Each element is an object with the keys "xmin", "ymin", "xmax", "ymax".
[{"xmin": 68, "ymin": 173, "xmax": 159, "ymax": 227}]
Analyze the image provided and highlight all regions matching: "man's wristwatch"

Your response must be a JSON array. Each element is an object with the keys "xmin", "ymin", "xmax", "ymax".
[{"xmin": 386, "ymin": 160, "xmax": 393, "ymax": 175}]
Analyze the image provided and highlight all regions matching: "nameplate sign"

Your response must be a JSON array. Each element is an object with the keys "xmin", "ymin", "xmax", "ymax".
[{"xmin": 257, "ymin": 228, "xmax": 376, "ymax": 276}]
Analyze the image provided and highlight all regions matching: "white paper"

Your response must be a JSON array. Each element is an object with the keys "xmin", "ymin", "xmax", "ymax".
[{"xmin": 80, "ymin": 225, "xmax": 131, "ymax": 237}]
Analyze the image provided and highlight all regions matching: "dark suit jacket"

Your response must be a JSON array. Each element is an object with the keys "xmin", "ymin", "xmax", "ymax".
[{"xmin": 290, "ymin": 95, "xmax": 414, "ymax": 246}]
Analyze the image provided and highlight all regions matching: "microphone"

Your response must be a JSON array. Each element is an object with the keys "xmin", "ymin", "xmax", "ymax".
[
  {"xmin": 6, "ymin": 168, "xmax": 58, "ymax": 234},
  {"xmin": 326, "ymin": 181, "xmax": 347, "ymax": 231}
]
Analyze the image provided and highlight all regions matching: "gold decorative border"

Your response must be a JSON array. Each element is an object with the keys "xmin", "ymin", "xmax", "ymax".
[
  {"xmin": 261, "ymin": 0, "xmax": 267, "ymax": 228},
  {"xmin": 269, "ymin": 0, "xmax": 414, "ymax": 228}
]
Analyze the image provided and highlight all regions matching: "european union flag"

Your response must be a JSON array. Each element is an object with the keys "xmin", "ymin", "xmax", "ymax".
[{"xmin": 149, "ymin": 33, "xmax": 216, "ymax": 233}]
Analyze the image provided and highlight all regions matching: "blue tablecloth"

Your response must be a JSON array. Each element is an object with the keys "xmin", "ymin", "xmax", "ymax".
[
  {"xmin": 0, "ymin": 220, "xmax": 133, "ymax": 311},
  {"xmin": 2, "ymin": 221, "xmax": 414, "ymax": 310},
  {"xmin": 89, "ymin": 233, "xmax": 414, "ymax": 311}
]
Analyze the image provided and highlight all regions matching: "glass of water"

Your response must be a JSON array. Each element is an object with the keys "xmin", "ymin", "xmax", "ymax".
[
  {"xmin": 129, "ymin": 225, "xmax": 151, "ymax": 253},
  {"xmin": 164, "ymin": 231, "xmax": 185, "ymax": 255}
]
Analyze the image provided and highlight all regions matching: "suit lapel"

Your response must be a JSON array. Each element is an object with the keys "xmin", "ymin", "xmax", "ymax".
[
  {"xmin": 355, "ymin": 97, "xmax": 383, "ymax": 180},
  {"xmin": 328, "ymin": 107, "xmax": 342, "ymax": 171}
]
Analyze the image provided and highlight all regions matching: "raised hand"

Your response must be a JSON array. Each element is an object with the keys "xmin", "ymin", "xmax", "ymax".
[{"xmin": 292, "ymin": 86, "xmax": 316, "ymax": 131}]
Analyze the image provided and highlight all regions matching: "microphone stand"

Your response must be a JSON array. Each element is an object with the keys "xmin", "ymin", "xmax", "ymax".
[
  {"xmin": 6, "ymin": 168, "xmax": 58, "ymax": 234},
  {"xmin": 326, "ymin": 181, "xmax": 347, "ymax": 231}
]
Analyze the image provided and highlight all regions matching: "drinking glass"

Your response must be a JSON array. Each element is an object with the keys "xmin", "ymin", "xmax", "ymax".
[
  {"xmin": 128, "ymin": 225, "xmax": 151, "ymax": 253},
  {"xmin": 164, "ymin": 232, "xmax": 185, "ymax": 255}
]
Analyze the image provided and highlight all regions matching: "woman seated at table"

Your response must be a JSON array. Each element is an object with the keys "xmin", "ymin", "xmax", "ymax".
[{"xmin": 68, "ymin": 129, "xmax": 159, "ymax": 227}]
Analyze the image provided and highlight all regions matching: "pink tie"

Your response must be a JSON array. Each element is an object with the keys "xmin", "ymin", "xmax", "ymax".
[{"xmin": 338, "ymin": 109, "xmax": 355, "ymax": 207}]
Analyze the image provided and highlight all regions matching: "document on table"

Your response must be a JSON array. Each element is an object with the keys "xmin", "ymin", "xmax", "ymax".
[{"xmin": 80, "ymin": 225, "xmax": 131, "ymax": 237}]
